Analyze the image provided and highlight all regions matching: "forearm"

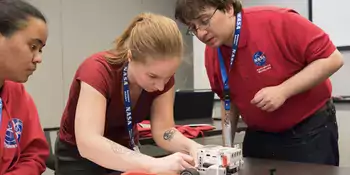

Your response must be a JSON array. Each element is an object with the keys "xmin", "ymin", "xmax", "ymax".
[
  {"xmin": 77, "ymin": 135, "xmax": 157, "ymax": 173},
  {"xmin": 153, "ymin": 127, "xmax": 202, "ymax": 154},
  {"xmin": 280, "ymin": 52, "xmax": 343, "ymax": 98}
]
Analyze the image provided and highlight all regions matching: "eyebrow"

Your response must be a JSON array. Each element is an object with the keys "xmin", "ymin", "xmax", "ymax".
[
  {"xmin": 32, "ymin": 38, "xmax": 45, "ymax": 47},
  {"xmin": 194, "ymin": 13, "xmax": 211, "ymax": 20}
]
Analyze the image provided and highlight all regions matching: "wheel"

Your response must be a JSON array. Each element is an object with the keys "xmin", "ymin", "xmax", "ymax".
[{"xmin": 180, "ymin": 168, "xmax": 200, "ymax": 175}]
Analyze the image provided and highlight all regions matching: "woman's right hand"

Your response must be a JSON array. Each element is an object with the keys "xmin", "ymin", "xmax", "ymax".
[{"xmin": 150, "ymin": 152, "xmax": 196, "ymax": 175}]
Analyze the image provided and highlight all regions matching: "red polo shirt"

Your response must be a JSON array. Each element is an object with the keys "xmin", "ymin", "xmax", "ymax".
[
  {"xmin": 59, "ymin": 51, "xmax": 174, "ymax": 148},
  {"xmin": 205, "ymin": 6, "xmax": 335, "ymax": 132}
]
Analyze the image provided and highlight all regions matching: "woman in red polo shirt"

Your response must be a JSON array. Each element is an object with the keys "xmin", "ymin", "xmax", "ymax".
[
  {"xmin": 175, "ymin": 0, "xmax": 343, "ymax": 166},
  {"xmin": 55, "ymin": 12, "xmax": 203, "ymax": 175}
]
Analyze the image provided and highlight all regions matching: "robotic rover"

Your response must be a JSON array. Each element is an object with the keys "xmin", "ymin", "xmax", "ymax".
[{"xmin": 180, "ymin": 144, "xmax": 244, "ymax": 175}]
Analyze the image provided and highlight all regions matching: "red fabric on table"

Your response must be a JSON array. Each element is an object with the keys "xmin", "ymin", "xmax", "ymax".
[{"xmin": 137, "ymin": 120, "xmax": 215, "ymax": 139}]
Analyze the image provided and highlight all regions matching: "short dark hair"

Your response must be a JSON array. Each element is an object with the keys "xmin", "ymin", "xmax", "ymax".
[
  {"xmin": 175, "ymin": 0, "xmax": 243, "ymax": 25},
  {"xmin": 0, "ymin": 0, "xmax": 46, "ymax": 37}
]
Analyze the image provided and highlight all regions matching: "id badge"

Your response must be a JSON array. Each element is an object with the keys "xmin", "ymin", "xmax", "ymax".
[{"xmin": 223, "ymin": 110, "xmax": 232, "ymax": 147}]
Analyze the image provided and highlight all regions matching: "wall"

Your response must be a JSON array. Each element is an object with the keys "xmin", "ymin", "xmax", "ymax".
[
  {"xmin": 312, "ymin": 0, "xmax": 350, "ymax": 47},
  {"xmin": 330, "ymin": 51, "xmax": 350, "ymax": 96}
]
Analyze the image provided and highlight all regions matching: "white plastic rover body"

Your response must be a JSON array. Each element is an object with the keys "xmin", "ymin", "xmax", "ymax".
[{"xmin": 181, "ymin": 145, "xmax": 244, "ymax": 175}]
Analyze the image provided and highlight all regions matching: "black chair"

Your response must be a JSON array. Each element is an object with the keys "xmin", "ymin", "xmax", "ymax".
[{"xmin": 43, "ymin": 127, "xmax": 60, "ymax": 171}]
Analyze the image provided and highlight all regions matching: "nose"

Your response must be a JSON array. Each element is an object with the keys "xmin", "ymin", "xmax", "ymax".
[
  {"xmin": 196, "ymin": 29, "xmax": 208, "ymax": 40},
  {"xmin": 154, "ymin": 80, "xmax": 165, "ymax": 91},
  {"xmin": 33, "ymin": 53, "xmax": 42, "ymax": 63}
]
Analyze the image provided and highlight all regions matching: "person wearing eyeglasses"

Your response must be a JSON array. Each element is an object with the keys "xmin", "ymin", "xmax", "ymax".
[
  {"xmin": 0, "ymin": 0, "xmax": 49, "ymax": 174},
  {"xmin": 174, "ymin": 0, "xmax": 343, "ymax": 166}
]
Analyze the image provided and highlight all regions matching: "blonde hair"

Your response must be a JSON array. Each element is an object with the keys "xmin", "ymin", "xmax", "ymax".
[{"xmin": 107, "ymin": 12, "xmax": 184, "ymax": 64}]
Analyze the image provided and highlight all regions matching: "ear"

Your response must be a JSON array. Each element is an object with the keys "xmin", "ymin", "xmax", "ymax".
[
  {"xmin": 127, "ymin": 50, "xmax": 132, "ymax": 62},
  {"xmin": 225, "ymin": 4, "xmax": 235, "ymax": 17}
]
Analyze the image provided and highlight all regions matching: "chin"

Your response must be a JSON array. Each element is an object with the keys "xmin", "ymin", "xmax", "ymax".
[
  {"xmin": 143, "ymin": 86, "xmax": 158, "ymax": 92},
  {"xmin": 206, "ymin": 40, "xmax": 221, "ymax": 48},
  {"xmin": 14, "ymin": 76, "xmax": 30, "ymax": 83},
  {"xmin": 144, "ymin": 88, "xmax": 156, "ymax": 92}
]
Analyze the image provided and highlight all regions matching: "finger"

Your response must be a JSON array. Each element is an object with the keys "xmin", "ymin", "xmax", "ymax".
[
  {"xmin": 181, "ymin": 159, "xmax": 195, "ymax": 169},
  {"xmin": 251, "ymin": 92, "xmax": 264, "ymax": 104},
  {"xmin": 192, "ymin": 154, "xmax": 198, "ymax": 166},
  {"xmin": 255, "ymin": 99, "xmax": 267, "ymax": 108},
  {"xmin": 261, "ymin": 103, "xmax": 271, "ymax": 111},
  {"xmin": 176, "ymin": 164, "xmax": 186, "ymax": 174},
  {"xmin": 178, "ymin": 152, "xmax": 194, "ymax": 163}
]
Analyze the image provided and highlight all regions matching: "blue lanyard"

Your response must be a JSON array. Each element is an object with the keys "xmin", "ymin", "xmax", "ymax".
[
  {"xmin": 217, "ymin": 12, "xmax": 242, "ymax": 111},
  {"xmin": 122, "ymin": 63, "xmax": 140, "ymax": 152}
]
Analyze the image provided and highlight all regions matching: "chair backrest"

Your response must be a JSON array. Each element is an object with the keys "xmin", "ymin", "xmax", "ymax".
[{"xmin": 43, "ymin": 127, "xmax": 60, "ymax": 171}]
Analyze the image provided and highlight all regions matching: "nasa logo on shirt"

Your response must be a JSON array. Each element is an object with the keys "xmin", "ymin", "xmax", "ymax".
[
  {"xmin": 253, "ymin": 51, "xmax": 267, "ymax": 66},
  {"xmin": 5, "ymin": 118, "xmax": 23, "ymax": 149},
  {"xmin": 253, "ymin": 51, "xmax": 272, "ymax": 73}
]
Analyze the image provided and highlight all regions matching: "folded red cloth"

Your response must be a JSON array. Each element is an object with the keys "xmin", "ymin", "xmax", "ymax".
[{"xmin": 137, "ymin": 120, "xmax": 215, "ymax": 139}]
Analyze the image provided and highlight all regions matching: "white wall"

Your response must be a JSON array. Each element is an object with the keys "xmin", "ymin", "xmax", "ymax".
[
  {"xmin": 25, "ymin": 0, "xmax": 65, "ymax": 129},
  {"xmin": 331, "ymin": 51, "xmax": 350, "ymax": 96},
  {"xmin": 312, "ymin": 0, "xmax": 350, "ymax": 47},
  {"xmin": 193, "ymin": 37, "xmax": 210, "ymax": 90}
]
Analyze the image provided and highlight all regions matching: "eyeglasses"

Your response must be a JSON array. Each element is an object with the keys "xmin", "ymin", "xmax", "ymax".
[{"xmin": 186, "ymin": 8, "xmax": 218, "ymax": 36}]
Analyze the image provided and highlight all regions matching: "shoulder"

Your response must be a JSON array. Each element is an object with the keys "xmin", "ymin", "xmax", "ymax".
[
  {"xmin": 74, "ymin": 51, "xmax": 123, "ymax": 98},
  {"xmin": 3, "ymin": 81, "xmax": 26, "ymax": 97},
  {"xmin": 77, "ymin": 51, "xmax": 120, "ymax": 74},
  {"xmin": 243, "ymin": 6, "xmax": 302, "ymax": 28},
  {"xmin": 204, "ymin": 46, "xmax": 217, "ymax": 66},
  {"xmin": 243, "ymin": 6, "xmax": 299, "ymax": 18},
  {"xmin": 3, "ymin": 81, "xmax": 37, "ymax": 115}
]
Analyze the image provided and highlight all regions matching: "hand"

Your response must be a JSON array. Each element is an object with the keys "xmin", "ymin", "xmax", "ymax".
[
  {"xmin": 150, "ymin": 152, "xmax": 195, "ymax": 175},
  {"xmin": 189, "ymin": 144, "xmax": 203, "ymax": 167},
  {"xmin": 251, "ymin": 85, "xmax": 288, "ymax": 112}
]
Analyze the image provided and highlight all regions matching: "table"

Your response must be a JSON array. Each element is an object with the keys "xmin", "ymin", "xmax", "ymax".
[
  {"xmin": 115, "ymin": 158, "xmax": 350, "ymax": 175},
  {"xmin": 333, "ymin": 96, "xmax": 350, "ymax": 104},
  {"xmin": 239, "ymin": 158, "xmax": 350, "ymax": 175},
  {"xmin": 139, "ymin": 118, "xmax": 247, "ymax": 145}
]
